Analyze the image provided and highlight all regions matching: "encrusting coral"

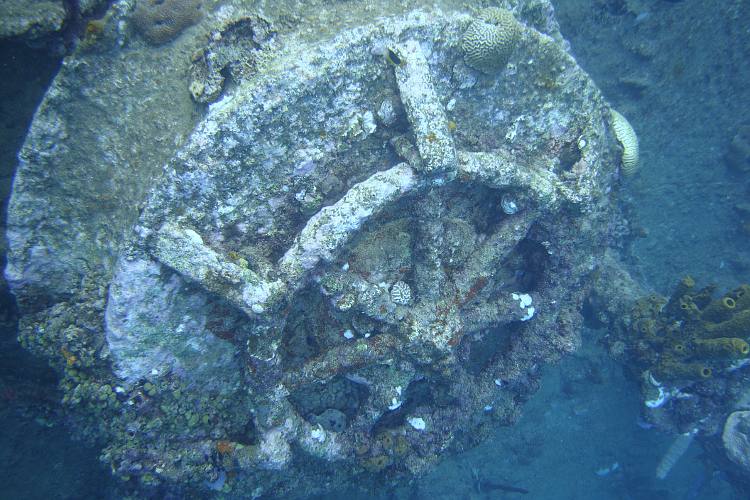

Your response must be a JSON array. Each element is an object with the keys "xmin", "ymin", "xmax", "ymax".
[
  {"xmin": 188, "ymin": 16, "xmax": 275, "ymax": 103},
  {"xmin": 132, "ymin": 0, "xmax": 203, "ymax": 45}
]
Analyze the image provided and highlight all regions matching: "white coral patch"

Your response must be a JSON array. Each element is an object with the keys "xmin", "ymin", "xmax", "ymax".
[
  {"xmin": 512, "ymin": 293, "xmax": 535, "ymax": 321},
  {"xmin": 512, "ymin": 292, "xmax": 532, "ymax": 307},
  {"xmin": 407, "ymin": 417, "xmax": 426, "ymax": 430},
  {"xmin": 521, "ymin": 306, "xmax": 535, "ymax": 321},
  {"xmin": 311, "ymin": 426, "xmax": 326, "ymax": 443},
  {"xmin": 391, "ymin": 281, "xmax": 412, "ymax": 305}
]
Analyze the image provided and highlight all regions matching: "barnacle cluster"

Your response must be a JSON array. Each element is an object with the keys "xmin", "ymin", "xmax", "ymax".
[
  {"xmin": 461, "ymin": 7, "xmax": 521, "ymax": 73},
  {"xmin": 132, "ymin": 0, "xmax": 203, "ymax": 45}
]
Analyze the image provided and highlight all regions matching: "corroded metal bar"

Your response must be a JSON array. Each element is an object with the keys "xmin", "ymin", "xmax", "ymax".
[
  {"xmin": 455, "ymin": 210, "xmax": 535, "ymax": 299},
  {"xmin": 151, "ymin": 222, "xmax": 284, "ymax": 315},
  {"xmin": 390, "ymin": 40, "xmax": 457, "ymax": 176},
  {"xmin": 412, "ymin": 189, "xmax": 448, "ymax": 302},
  {"xmin": 279, "ymin": 162, "xmax": 417, "ymax": 285},
  {"xmin": 457, "ymin": 150, "xmax": 560, "ymax": 207},
  {"xmin": 461, "ymin": 298, "xmax": 528, "ymax": 333},
  {"xmin": 282, "ymin": 334, "xmax": 402, "ymax": 389},
  {"xmin": 151, "ymin": 164, "xmax": 417, "ymax": 316}
]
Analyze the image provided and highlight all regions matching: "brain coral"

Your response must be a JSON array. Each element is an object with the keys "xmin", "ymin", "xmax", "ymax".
[
  {"xmin": 610, "ymin": 109, "xmax": 640, "ymax": 176},
  {"xmin": 461, "ymin": 7, "xmax": 521, "ymax": 73},
  {"xmin": 390, "ymin": 281, "xmax": 412, "ymax": 306},
  {"xmin": 132, "ymin": 0, "xmax": 203, "ymax": 45}
]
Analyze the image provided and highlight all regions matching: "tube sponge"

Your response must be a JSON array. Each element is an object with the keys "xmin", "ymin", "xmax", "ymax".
[
  {"xmin": 728, "ymin": 284, "xmax": 750, "ymax": 311},
  {"xmin": 693, "ymin": 337, "xmax": 750, "ymax": 359},
  {"xmin": 655, "ymin": 360, "xmax": 712, "ymax": 381},
  {"xmin": 704, "ymin": 309, "xmax": 750, "ymax": 338},
  {"xmin": 701, "ymin": 295, "xmax": 737, "ymax": 323}
]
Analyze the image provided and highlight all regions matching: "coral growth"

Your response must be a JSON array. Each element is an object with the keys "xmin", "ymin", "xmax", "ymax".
[
  {"xmin": 132, "ymin": 0, "xmax": 203, "ymax": 45},
  {"xmin": 188, "ymin": 16, "xmax": 275, "ymax": 103},
  {"xmin": 461, "ymin": 7, "xmax": 521, "ymax": 73},
  {"xmin": 389, "ymin": 280, "xmax": 412, "ymax": 305},
  {"xmin": 610, "ymin": 109, "xmax": 639, "ymax": 177},
  {"xmin": 596, "ymin": 273, "xmax": 750, "ymax": 447},
  {"xmin": 723, "ymin": 411, "xmax": 750, "ymax": 475}
]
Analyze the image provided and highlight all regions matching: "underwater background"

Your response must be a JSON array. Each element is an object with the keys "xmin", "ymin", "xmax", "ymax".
[{"xmin": 0, "ymin": 0, "xmax": 748, "ymax": 498}]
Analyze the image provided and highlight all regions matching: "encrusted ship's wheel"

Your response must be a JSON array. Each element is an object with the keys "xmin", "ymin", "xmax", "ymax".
[{"xmin": 11, "ymin": 5, "xmax": 623, "ymax": 496}]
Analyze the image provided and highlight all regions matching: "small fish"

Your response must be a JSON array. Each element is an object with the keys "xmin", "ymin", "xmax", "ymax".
[
  {"xmin": 479, "ymin": 480, "xmax": 529, "ymax": 494},
  {"xmin": 595, "ymin": 462, "xmax": 620, "ymax": 477}
]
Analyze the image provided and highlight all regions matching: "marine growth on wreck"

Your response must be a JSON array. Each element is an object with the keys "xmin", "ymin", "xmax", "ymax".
[
  {"xmin": 5, "ymin": 1, "xmax": 638, "ymax": 497},
  {"xmin": 609, "ymin": 277, "xmax": 750, "ymax": 437}
]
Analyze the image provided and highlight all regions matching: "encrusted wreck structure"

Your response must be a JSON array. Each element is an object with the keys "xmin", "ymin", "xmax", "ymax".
[{"xmin": 5, "ymin": 0, "xmax": 630, "ymax": 496}]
